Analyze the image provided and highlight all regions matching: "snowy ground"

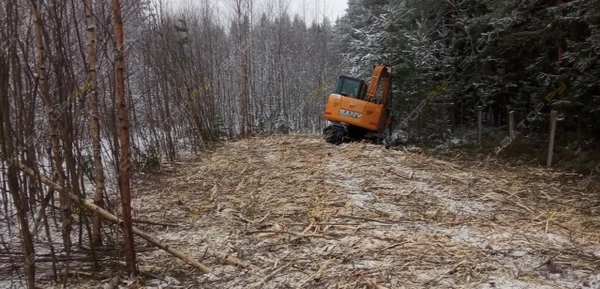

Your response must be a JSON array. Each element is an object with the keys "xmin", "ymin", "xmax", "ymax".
[{"xmin": 22, "ymin": 134, "xmax": 600, "ymax": 288}]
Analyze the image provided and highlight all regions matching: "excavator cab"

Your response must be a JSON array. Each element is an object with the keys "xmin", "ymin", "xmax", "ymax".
[
  {"xmin": 335, "ymin": 76, "xmax": 367, "ymax": 100},
  {"xmin": 323, "ymin": 65, "xmax": 393, "ymax": 147}
]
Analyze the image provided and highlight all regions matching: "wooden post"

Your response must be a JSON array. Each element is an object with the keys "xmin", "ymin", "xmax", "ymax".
[
  {"xmin": 418, "ymin": 81, "xmax": 422, "ymax": 144},
  {"xmin": 423, "ymin": 104, "xmax": 428, "ymax": 144},
  {"xmin": 576, "ymin": 115, "xmax": 581, "ymax": 144},
  {"xmin": 407, "ymin": 120, "xmax": 411, "ymax": 141},
  {"xmin": 450, "ymin": 103, "xmax": 455, "ymax": 133},
  {"xmin": 460, "ymin": 101, "xmax": 463, "ymax": 127},
  {"xmin": 547, "ymin": 110, "xmax": 558, "ymax": 167},
  {"xmin": 418, "ymin": 109, "xmax": 422, "ymax": 144},
  {"xmin": 477, "ymin": 106, "xmax": 482, "ymax": 144},
  {"xmin": 508, "ymin": 111, "xmax": 514, "ymax": 140}
]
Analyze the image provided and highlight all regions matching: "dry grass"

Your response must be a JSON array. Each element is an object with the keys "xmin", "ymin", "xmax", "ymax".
[{"xmin": 116, "ymin": 134, "xmax": 600, "ymax": 288}]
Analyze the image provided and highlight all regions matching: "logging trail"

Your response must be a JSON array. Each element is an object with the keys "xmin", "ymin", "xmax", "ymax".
[{"xmin": 82, "ymin": 135, "xmax": 600, "ymax": 288}]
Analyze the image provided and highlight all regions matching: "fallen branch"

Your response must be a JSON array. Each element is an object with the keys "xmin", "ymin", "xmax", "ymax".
[
  {"xmin": 213, "ymin": 253, "xmax": 255, "ymax": 269},
  {"xmin": 333, "ymin": 214, "xmax": 395, "ymax": 224},
  {"xmin": 5, "ymin": 158, "xmax": 211, "ymax": 274},
  {"xmin": 423, "ymin": 260, "xmax": 466, "ymax": 286},
  {"xmin": 361, "ymin": 276, "xmax": 390, "ymax": 289},
  {"xmin": 246, "ymin": 230, "xmax": 331, "ymax": 239},
  {"xmin": 296, "ymin": 261, "xmax": 331, "ymax": 288},
  {"xmin": 383, "ymin": 167, "xmax": 409, "ymax": 180},
  {"xmin": 131, "ymin": 218, "xmax": 181, "ymax": 227}
]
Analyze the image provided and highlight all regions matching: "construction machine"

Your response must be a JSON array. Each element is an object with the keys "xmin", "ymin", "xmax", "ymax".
[{"xmin": 322, "ymin": 65, "xmax": 393, "ymax": 148}]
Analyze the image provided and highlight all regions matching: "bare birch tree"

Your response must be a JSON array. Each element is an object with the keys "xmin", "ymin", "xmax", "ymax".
[{"xmin": 83, "ymin": 0, "xmax": 106, "ymax": 247}]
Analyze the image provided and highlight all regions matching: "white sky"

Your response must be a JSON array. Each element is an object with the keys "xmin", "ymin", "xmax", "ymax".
[{"xmin": 166, "ymin": 0, "xmax": 348, "ymax": 24}]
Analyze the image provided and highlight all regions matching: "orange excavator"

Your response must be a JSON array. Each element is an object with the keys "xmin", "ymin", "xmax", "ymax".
[{"xmin": 323, "ymin": 65, "xmax": 393, "ymax": 148}]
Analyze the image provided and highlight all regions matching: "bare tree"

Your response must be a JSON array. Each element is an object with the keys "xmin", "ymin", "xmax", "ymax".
[
  {"xmin": 29, "ymin": 0, "xmax": 72, "ymax": 270},
  {"xmin": 83, "ymin": 0, "xmax": 106, "ymax": 247},
  {"xmin": 112, "ymin": 0, "xmax": 137, "ymax": 276},
  {"xmin": 0, "ymin": 3, "xmax": 36, "ymax": 288}
]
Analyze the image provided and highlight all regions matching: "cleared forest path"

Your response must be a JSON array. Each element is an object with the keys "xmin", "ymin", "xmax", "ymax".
[{"xmin": 131, "ymin": 134, "xmax": 600, "ymax": 289}]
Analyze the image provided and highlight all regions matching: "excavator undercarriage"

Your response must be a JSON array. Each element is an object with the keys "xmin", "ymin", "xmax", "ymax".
[{"xmin": 323, "ymin": 123, "xmax": 390, "ymax": 147}]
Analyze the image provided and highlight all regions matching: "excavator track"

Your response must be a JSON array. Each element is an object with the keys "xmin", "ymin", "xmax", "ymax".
[
  {"xmin": 323, "ymin": 124, "xmax": 391, "ymax": 149},
  {"xmin": 323, "ymin": 124, "xmax": 346, "ymax": 145}
]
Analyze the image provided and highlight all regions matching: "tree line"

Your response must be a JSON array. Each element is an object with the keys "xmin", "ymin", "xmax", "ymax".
[{"xmin": 336, "ymin": 0, "xmax": 600, "ymax": 158}]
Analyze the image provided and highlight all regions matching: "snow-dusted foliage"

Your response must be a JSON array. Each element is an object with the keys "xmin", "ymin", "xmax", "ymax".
[{"xmin": 335, "ymin": 0, "xmax": 600, "ymax": 147}]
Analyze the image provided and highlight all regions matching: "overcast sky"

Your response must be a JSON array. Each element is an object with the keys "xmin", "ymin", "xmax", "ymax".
[{"xmin": 166, "ymin": 0, "xmax": 348, "ymax": 23}]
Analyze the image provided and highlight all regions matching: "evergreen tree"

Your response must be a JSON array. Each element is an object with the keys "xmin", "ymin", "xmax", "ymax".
[{"xmin": 335, "ymin": 0, "xmax": 600, "ymax": 148}]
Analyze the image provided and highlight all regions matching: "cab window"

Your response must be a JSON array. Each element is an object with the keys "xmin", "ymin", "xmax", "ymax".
[{"xmin": 335, "ymin": 76, "xmax": 364, "ymax": 100}]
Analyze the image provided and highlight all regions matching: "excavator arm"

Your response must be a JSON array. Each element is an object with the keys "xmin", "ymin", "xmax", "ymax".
[{"xmin": 365, "ymin": 65, "xmax": 392, "ymax": 106}]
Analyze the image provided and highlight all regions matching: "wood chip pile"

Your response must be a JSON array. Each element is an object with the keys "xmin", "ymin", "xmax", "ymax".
[{"xmin": 115, "ymin": 135, "xmax": 600, "ymax": 288}]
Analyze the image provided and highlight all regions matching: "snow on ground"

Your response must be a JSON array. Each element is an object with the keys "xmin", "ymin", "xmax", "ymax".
[
  {"xmin": 325, "ymin": 150, "xmax": 599, "ymax": 288},
  {"xmin": 22, "ymin": 134, "xmax": 600, "ymax": 288}
]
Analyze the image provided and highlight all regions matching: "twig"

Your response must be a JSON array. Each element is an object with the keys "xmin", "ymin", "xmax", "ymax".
[
  {"xmin": 401, "ymin": 186, "xmax": 419, "ymax": 196},
  {"xmin": 334, "ymin": 214, "xmax": 394, "ymax": 224},
  {"xmin": 423, "ymin": 260, "xmax": 466, "ymax": 286},
  {"xmin": 378, "ymin": 241, "xmax": 410, "ymax": 254},
  {"xmin": 131, "ymin": 218, "xmax": 181, "ymax": 227},
  {"xmin": 215, "ymin": 254, "xmax": 254, "ymax": 269},
  {"xmin": 545, "ymin": 209, "xmax": 557, "ymax": 234},
  {"xmin": 250, "ymin": 262, "xmax": 291, "ymax": 288},
  {"xmin": 246, "ymin": 230, "xmax": 331, "ymax": 239},
  {"xmin": 383, "ymin": 168, "xmax": 409, "ymax": 179},
  {"xmin": 296, "ymin": 261, "xmax": 331, "ymax": 288},
  {"xmin": 199, "ymin": 247, "xmax": 209, "ymax": 262},
  {"xmin": 300, "ymin": 222, "xmax": 314, "ymax": 235},
  {"xmin": 256, "ymin": 212, "xmax": 271, "ymax": 224},
  {"xmin": 361, "ymin": 276, "xmax": 390, "ymax": 289}
]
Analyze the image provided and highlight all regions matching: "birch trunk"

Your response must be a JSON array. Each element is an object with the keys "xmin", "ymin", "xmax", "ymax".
[
  {"xmin": 29, "ymin": 0, "xmax": 71, "ymax": 256},
  {"xmin": 83, "ymin": 0, "xmax": 106, "ymax": 247}
]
